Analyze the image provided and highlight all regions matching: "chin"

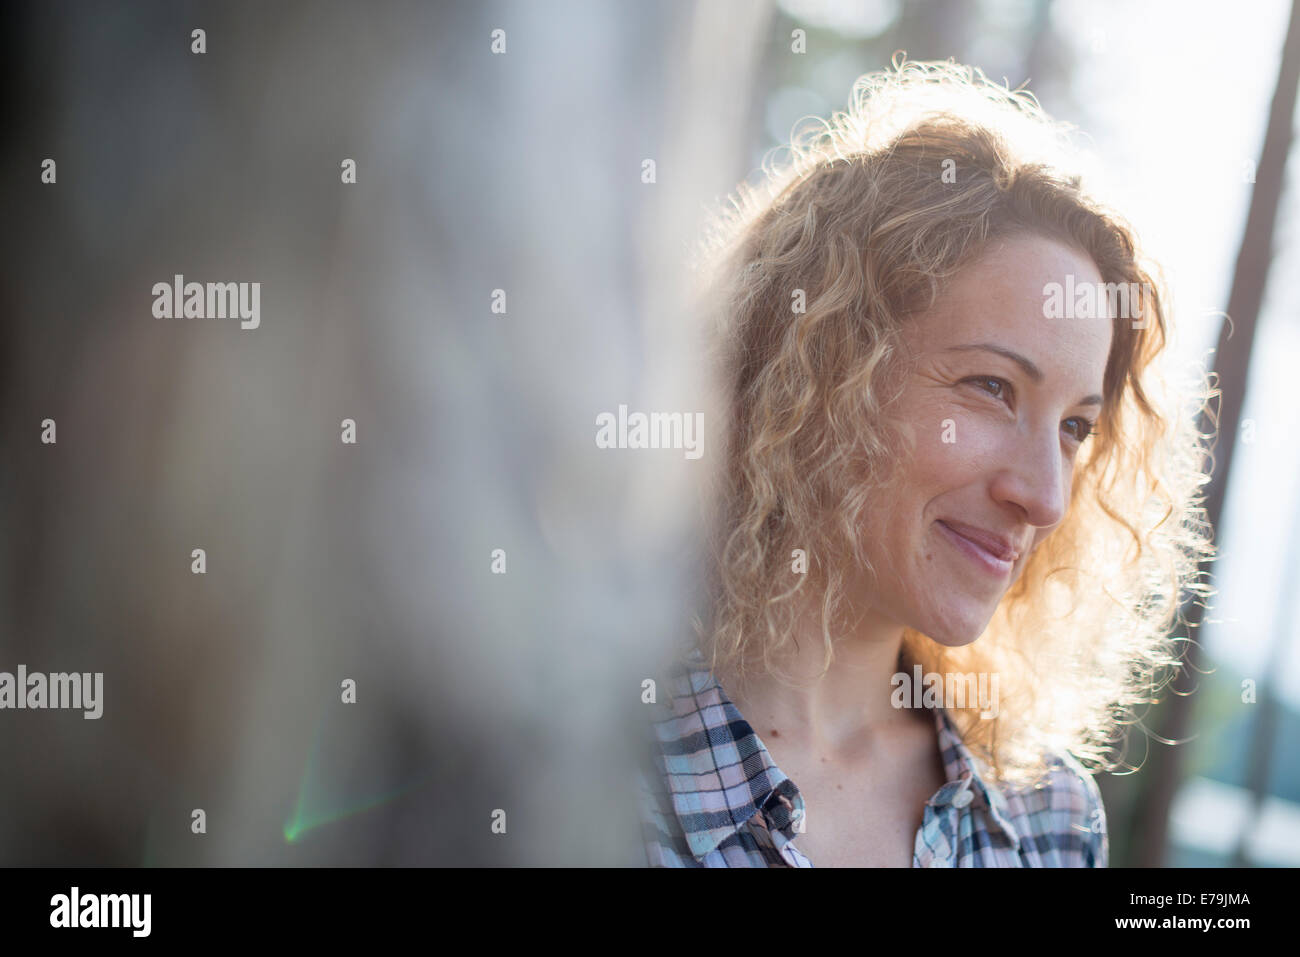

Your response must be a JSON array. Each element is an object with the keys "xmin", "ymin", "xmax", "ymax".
[
  {"xmin": 914, "ymin": 609, "xmax": 993, "ymax": 647},
  {"xmin": 921, "ymin": 631, "xmax": 982, "ymax": 649}
]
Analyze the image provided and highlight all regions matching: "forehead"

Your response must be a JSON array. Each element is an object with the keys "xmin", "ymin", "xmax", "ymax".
[{"xmin": 906, "ymin": 234, "xmax": 1113, "ymax": 386}]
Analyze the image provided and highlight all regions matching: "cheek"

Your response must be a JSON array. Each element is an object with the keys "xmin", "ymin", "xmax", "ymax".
[{"xmin": 911, "ymin": 413, "xmax": 1004, "ymax": 487}]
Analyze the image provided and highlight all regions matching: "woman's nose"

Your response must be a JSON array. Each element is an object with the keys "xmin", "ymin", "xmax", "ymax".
[{"xmin": 989, "ymin": 427, "xmax": 1068, "ymax": 529}]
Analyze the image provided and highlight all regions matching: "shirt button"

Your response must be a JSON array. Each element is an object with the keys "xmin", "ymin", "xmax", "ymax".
[{"xmin": 951, "ymin": 788, "xmax": 973, "ymax": 809}]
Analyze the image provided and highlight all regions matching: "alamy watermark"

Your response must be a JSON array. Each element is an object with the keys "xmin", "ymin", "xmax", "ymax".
[
  {"xmin": 595, "ymin": 404, "xmax": 703, "ymax": 459},
  {"xmin": 152, "ymin": 274, "xmax": 260, "ymax": 329},
  {"xmin": 50, "ymin": 887, "xmax": 150, "ymax": 937},
  {"xmin": 1043, "ymin": 275, "xmax": 1152, "ymax": 328},
  {"xmin": 0, "ymin": 665, "xmax": 103, "ymax": 719},
  {"xmin": 891, "ymin": 665, "xmax": 998, "ymax": 719}
]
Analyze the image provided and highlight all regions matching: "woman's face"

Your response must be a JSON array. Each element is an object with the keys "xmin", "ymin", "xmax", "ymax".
[{"xmin": 855, "ymin": 232, "xmax": 1113, "ymax": 646}]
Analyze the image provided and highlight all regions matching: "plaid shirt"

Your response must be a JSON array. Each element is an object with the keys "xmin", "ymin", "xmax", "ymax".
[{"xmin": 637, "ymin": 650, "xmax": 1108, "ymax": 867}]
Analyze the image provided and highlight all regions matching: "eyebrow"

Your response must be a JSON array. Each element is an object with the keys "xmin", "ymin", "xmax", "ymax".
[{"xmin": 943, "ymin": 342, "xmax": 1103, "ymax": 406}]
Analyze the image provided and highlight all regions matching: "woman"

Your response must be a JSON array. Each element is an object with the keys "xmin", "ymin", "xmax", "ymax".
[{"xmin": 637, "ymin": 58, "xmax": 1215, "ymax": 867}]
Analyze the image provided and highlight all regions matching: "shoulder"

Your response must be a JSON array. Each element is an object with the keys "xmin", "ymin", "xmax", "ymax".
[
  {"xmin": 1000, "ymin": 751, "xmax": 1109, "ymax": 867},
  {"xmin": 635, "ymin": 746, "xmax": 698, "ymax": 866},
  {"xmin": 633, "ymin": 662, "xmax": 707, "ymax": 868}
]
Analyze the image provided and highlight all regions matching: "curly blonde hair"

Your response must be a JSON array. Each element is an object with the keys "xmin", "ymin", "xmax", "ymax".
[{"xmin": 685, "ymin": 56, "xmax": 1217, "ymax": 788}]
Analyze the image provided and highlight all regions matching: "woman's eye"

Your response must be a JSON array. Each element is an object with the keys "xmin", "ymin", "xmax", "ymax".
[
  {"xmin": 966, "ymin": 375, "xmax": 1008, "ymax": 400},
  {"xmin": 1064, "ymin": 418, "xmax": 1097, "ymax": 443}
]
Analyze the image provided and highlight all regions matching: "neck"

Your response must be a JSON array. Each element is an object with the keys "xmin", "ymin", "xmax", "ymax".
[{"xmin": 718, "ymin": 600, "xmax": 920, "ymax": 759}]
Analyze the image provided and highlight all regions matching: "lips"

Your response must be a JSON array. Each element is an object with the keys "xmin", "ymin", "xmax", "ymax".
[{"xmin": 937, "ymin": 520, "xmax": 1020, "ymax": 562}]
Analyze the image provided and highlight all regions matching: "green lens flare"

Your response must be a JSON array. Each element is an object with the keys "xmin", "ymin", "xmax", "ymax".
[{"xmin": 282, "ymin": 706, "xmax": 434, "ymax": 844}]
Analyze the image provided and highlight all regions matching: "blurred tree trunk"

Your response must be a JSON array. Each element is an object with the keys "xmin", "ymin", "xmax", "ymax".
[
  {"xmin": 1230, "ymin": 463, "xmax": 1300, "ymax": 864},
  {"xmin": 1127, "ymin": 0, "xmax": 1300, "ymax": 868}
]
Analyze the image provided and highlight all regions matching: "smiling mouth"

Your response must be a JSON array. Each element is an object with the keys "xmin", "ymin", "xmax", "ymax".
[{"xmin": 936, "ymin": 521, "xmax": 1015, "ymax": 578}]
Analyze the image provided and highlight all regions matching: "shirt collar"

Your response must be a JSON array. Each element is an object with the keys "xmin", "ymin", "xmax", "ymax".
[
  {"xmin": 648, "ymin": 653, "xmax": 802, "ymax": 860},
  {"xmin": 929, "ymin": 701, "xmax": 1023, "ymax": 850},
  {"xmin": 649, "ymin": 650, "xmax": 1020, "ymax": 862}
]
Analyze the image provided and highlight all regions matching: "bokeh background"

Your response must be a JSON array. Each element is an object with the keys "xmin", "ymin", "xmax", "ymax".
[{"xmin": 2, "ymin": 0, "xmax": 1298, "ymax": 867}]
